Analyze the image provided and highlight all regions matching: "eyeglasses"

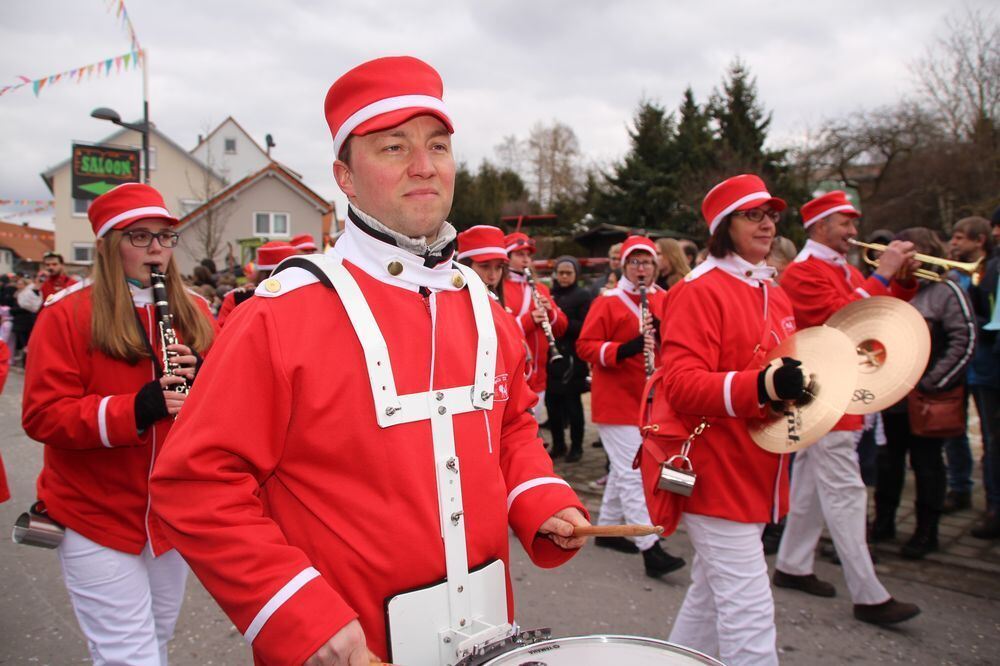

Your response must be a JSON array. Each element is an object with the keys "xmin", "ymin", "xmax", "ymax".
[
  {"xmin": 735, "ymin": 208, "xmax": 781, "ymax": 223},
  {"xmin": 626, "ymin": 259, "xmax": 656, "ymax": 268},
  {"xmin": 121, "ymin": 230, "xmax": 180, "ymax": 248}
]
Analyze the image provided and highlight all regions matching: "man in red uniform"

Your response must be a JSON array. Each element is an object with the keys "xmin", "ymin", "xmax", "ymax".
[
  {"xmin": 577, "ymin": 235, "xmax": 685, "ymax": 578},
  {"xmin": 151, "ymin": 56, "xmax": 588, "ymax": 666},
  {"xmin": 39, "ymin": 252, "xmax": 79, "ymax": 301},
  {"xmin": 774, "ymin": 190, "xmax": 922, "ymax": 625},
  {"xmin": 503, "ymin": 233, "xmax": 567, "ymax": 418}
]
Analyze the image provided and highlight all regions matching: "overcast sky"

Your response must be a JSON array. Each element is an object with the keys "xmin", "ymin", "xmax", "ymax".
[{"xmin": 0, "ymin": 0, "xmax": 990, "ymax": 227}]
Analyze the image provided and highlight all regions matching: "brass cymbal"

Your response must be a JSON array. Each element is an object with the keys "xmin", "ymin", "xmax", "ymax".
[
  {"xmin": 749, "ymin": 326, "xmax": 858, "ymax": 454},
  {"xmin": 826, "ymin": 296, "xmax": 931, "ymax": 414}
]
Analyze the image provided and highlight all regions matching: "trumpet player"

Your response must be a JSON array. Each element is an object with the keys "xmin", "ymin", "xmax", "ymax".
[
  {"xmin": 504, "ymin": 231, "xmax": 568, "ymax": 414},
  {"xmin": 21, "ymin": 183, "xmax": 216, "ymax": 664},
  {"xmin": 577, "ymin": 235, "xmax": 686, "ymax": 577},
  {"xmin": 773, "ymin": 190, "xmax": 922, "ymax": 625}
]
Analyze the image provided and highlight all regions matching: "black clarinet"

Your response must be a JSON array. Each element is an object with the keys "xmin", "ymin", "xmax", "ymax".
[
  {"xmin": 150, "ymin": 270, "xmax": 189, "ymax": 394},
  {"xmin": 523, "ymin": 266, "xmax": 564, "ymax": 365}
]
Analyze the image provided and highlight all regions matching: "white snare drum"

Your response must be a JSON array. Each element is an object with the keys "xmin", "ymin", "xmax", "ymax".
[{"xmin": 473, "ymin": 634, "xmax": 723, "ymax": 665}]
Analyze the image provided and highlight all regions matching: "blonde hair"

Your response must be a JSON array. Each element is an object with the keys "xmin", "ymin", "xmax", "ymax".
[
  {"xmin": 655, "ymin": 238, "xmax": 691, "ymax": 286},
  {"xmin": 91, "ymin": 231, "xmax": 215, "ymax": 363}
]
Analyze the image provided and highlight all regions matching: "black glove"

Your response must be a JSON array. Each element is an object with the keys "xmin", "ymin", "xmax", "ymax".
[
  {"xmin": 134, "ymin": 380, "xmax": 169, "ymax": 431},
  {"xmin": 757, "ymin": 357, "xmax": 806, "ymax": 402},
  {"xmin": 616, "ymin": 334, "xmax": 645, "ymax": 361}
]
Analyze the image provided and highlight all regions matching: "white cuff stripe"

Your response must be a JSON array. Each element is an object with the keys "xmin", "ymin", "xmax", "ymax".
[
  {"xmin": 244, "ymin": 567, "xmax": 321, "ymax": 644},
  {"xmin": 854, "ymin": 287, "xmax": 871, "ymax": 298},
  {"xmin": 723, "ymin": 371, "xmax": 737, "ymax": 417},
  {"xmin": 802, "ymin": 204, "xmax": 858, "ymax": 228},
  {"xmin": 456, "ymin": 246, "xmax": 507, "ymax": 260},
  {"xmin": 709, "ymin": 192, "xmax": 771, "ymax": 233},
  {"xmin": 333, "ymin": 94, "xmax": 450, "ymax": 158},
  {"xmin": 507, "ymin": 477, "xmax": 571, "ymax": 510},
  {"xmin": 599, "ymin": 341, "xmax": 613, "ymax": 367},
  {"xmin": 98, "ymin": 396, "xmax": 112, "ymax": 448},
  {"xmin": 96, "ymin": 206, "xmax": 172, "ymax": 238}
]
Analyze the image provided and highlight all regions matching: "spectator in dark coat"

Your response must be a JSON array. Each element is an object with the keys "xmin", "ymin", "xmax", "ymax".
[{"xmin": 546, "ymin": 256, "xmax": 593, "ymax": 462}]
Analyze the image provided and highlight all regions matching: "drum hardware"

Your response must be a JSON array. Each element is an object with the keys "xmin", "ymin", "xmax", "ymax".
[
  {"xmin": 458, "ymin": 634, "xmax": 725, "ymax": 665},
  {"xmin": 748, "ymin": 326, "xmax": 858, "ymax": 453},
  {"xmin": 825, "ymin": 296, "xmax": 932, "ymax": 414},
  {"xmin": 659, "ymin": 455, "xmax": 697, "ymax": 497},
  {"xmin": 12, "ymin": 501, "xmax": 65, "ymax": 549},
  {"xmin": 849, "ymin": 238, "xmax": 984, "ymax": 285},
  {"xmin": 455, "ymin": 626, "xmax": 552, "ymax": 666}
]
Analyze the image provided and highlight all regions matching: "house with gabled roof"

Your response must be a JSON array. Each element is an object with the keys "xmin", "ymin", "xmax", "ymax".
[
  {"xmin": 0, "ymin": 220, "xmax": 54, "ymax": 275},
  {"xmin": 174, "ymin": 162, "xmax": 333, "ymax": 275},
  {"xmin": 190, "ymin": 116, "xmax": 273, "ymax": 186}
]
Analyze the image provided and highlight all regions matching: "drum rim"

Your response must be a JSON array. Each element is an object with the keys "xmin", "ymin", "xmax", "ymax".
[{"xmin": 484, "ymin": 633, "xmax": 724, "ymax": 665}]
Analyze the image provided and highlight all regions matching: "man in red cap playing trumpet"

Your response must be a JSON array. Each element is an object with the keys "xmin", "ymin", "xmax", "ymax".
[
  {"xmin": 773, "ymin": 190, "xmax": 922, "ymax": 625},
  {"xmin": 151, "ymin": 56, "xmax": 589, "ymax": 666}
]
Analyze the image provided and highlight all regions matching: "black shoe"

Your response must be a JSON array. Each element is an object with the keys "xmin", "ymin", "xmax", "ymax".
[
  {"xmin": 773, "ymin": 570, "xmax": 836, "ymax": 597},
  {"xmin": 900, "ymin": 532, "xmax": 938, "ymax": 559},
  {"xmin": 761, "ymin": 523, "xmax": 783, "ymax": 555},
  {"xmin": 539, "ymin": 420, "xmax": 551, "ymax": 430},
  {"xmin": 548, "ymin": 445, "xmax": 567, "ymax": 460},
  {"xmin": 642, "ymin": 542, "xmax": 686, "ymax": 578},
  {"xmin": 971, "ymin": 511, "xmax": 1000, "ymax": 539},
  {"xmin": 595, "ymin": 536, "xmax": 639, "ymax": 554},
  {"xmin": 854, "ymin": 598, "xmax": 921, "ymax": 625},
  {"xmin": 564, "ymin": 448, "xmax": 583, "ymax": 463},
  {"xmin": 591, "ymin": 439, "xmax": 603, "ymax": 448},
  {"xmin": 942, "ymin": 490, "xmax": 972, "ymax": 514},
  {"xmin": 869, "ymin": 518, "xmax": 896, "ymax": 543}
]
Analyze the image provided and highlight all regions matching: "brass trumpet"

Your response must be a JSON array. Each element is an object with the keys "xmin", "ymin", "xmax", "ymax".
[{"xmin": 848, "ymin": 239, "xmax": 983, "ymax": 285}]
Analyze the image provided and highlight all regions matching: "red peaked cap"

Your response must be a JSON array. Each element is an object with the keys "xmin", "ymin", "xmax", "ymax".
[
  {"xmin": 702, "ymin": 174, "xmax": 786, "ymax": 234},
  {"xmin": 457, "ymin": 225, "xmax": 508, "ymax": 263},
  {"xmin": 800, "ymin": 190, "xmax": 859, "ymax": 229},
  {"xmin": 504, "ymin": 232, "xmax": 536, "ymax": 255},
  {"xmin": 289, "ymin": 233, "xmax": 317, "ymax": 252},
  {"xmin": 620, "ymin": 235, "xmax": 658, "ymax": 263},
  {"xmin": 324, "ymin": 56, "xmax": 453, "ymax": 160},
  {"xmin": 88, "ymin": 183, "xmax": 179, "ymax": 238},
  {"xmin": 255, "ymin": 241, "xmax": 298, "ymax": 270}
]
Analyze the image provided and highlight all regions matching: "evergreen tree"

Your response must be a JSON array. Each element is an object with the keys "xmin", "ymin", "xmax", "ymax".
[
  {"xmin": 596, "ymin": 100, "xmax": 679, "ymax": 229},
  {"xmin": 709, "ymin": 58, "xmax": 772, "ymax": 169},
  {"xmin": 449, "ymin": 160, "xmax": 530, "ymax": 230},
  {"xmin": 673, "ymin": 87, "xmax": 717, "ymax": 236}
]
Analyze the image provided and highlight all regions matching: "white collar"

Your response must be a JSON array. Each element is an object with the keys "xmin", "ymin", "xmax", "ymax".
[
  {"xmin": 331, "ymin": 212, "xmax": 468, "ymax": 293},
  {"xmin": 507, "ymin": 271, "xmax": 527, "ymax": 284},
  {"xmin": 129, "ymin": 283, "xmax": 154, "ymax": 306},
  {"xmin": 794, "ymin": 239, "xmax": 846, "ymax": 265},
  {"xmin": 616, "ymin": 276, "xmax": 659, "ymax": 296},
  {"xmin": 685, "ymin": 253, "xmax": 776, "ymax": 287}
]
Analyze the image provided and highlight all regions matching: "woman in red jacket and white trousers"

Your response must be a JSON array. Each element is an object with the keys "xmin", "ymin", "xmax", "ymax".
[
  {"xmin": 22, "ymin": 183, "xmax": 216, "ymax": 665},
  {"xmin": 643, "ymin": 175, "xmax": 806, "ymax": 665}
]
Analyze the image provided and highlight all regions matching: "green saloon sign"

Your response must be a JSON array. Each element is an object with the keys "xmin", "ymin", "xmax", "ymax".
[{"xmin": 71, "ymin": 143, "xmax": 141, "ymax": 199}]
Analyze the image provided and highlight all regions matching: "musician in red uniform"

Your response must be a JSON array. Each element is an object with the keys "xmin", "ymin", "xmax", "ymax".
[
  {"xmin": 774, "ymin": 191, "xmax": 921, "ymax": 625},
  {"xmin": 216, "ymin": 241, "xmax": 298, "ymax": 326},
  {"xmin": 150, "ymin": 56, "xmax": 588, "ymax": 666},
  {"xmin": 642, "ymin": 175, "xmax": 801, "ymax": 665},
  {"xmin": 503, "ymin": 232, "xmax": 568, "ymax": 408},
  {"xmin": 39, "ymin": 251, "xmax": 79, "ymax": 301},
  {"xmin": 457, "ymin": 225, "xmax": 509, "ymax": 303},
  {"xmin": 576, "ymin": 235, "xmax": 685, "ymax": 577},
  {"xmin": 290, "ymin": 232, "xmax": 319, "ymax": 253},
  {"xmin": 21, "ymin": 183, "xmax": 216, "ymax": 665}
]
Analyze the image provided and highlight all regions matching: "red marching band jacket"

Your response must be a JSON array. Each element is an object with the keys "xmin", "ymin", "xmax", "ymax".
[
  {"xmin": 149, "ymin": 222, "xmax": 586, "ymax": 665},
  {"xmin": 576, "ymin": 277, "xmax": 667, "ymax": 426},
  {"xmin": 779, "ymin": 240, "xmax": 917, "ymax": 431},
  {"xmin": 21, "ymin": 281, "xmax": 216, "ymax": 554},
  {"xmin": 502, "ymin": 274, "xmax": 568, "ymax": 393},
  {"xmin": 644, "ymin": 256, "xmax": 797, "ymax": 524}
]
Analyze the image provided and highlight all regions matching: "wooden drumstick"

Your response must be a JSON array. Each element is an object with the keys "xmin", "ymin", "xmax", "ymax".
[{"xmin": 572, "ymin": 524, "xmax": 664, "ymax": 538}]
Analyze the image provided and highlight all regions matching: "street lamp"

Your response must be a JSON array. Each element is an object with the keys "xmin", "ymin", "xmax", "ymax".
[{"xmin": 90, "ymin": 105, "xmax": 150, "ymax": 184}]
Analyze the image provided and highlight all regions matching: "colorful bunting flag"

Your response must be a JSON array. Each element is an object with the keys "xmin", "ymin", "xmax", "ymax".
[{"xmin": 1, "ymin": 49, "xmax": 142, "ymax": 100}]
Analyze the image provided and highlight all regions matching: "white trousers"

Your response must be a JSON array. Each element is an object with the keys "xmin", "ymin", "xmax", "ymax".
[
  {"xmin": 669, "ymin": 514, "xmax": 777, "ymax": 666},
  {"xmin": 775, "ymin": 430, "xmax": 890, "ymax": 605},
  {"xmin": 58, "ymin": 528, "xmax": 189, "ymax": 665},
  {"xmin": 596, "ymin": 424, "xmax": 657, "ymax": 550}
]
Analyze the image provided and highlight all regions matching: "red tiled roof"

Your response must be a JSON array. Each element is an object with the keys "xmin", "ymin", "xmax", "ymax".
[{"xmin": 0, "ymin": 220, "xmax": 54, "ymax": 261}]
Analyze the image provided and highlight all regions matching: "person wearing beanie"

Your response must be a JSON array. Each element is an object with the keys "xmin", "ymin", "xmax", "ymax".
[
  {"xmin": 577, "ymin": 235, "xmax": 686, "ymax": 578},
  {"xmin": 216, "ymin": 240, "xmax": 299, "ymax": 327},
  {"xmin": 773, "ymin": 189, "xmax": 921, "ymax": 626},
  {"xmin": 149, "ymin": 56, "xmax": 588, "ymax": 666},
  {"xmin": 503, "ymin": 231, "xmax": 569, "ymax": 414},
  {"xmin": 546, "ymin": 255, "xmax": 593, "ymax": 462},
  {"xmin": 21, "ymin": 182, "xmax": 217, "ymax": 664},
  {"xmin": 641, "ymin": 174, "xmax": 801, "ymax": 664}
]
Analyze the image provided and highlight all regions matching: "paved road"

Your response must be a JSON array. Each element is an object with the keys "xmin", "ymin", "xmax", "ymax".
[{"xmin": 1, "ymin": 370, "xmax": 998, "ymax": 665}]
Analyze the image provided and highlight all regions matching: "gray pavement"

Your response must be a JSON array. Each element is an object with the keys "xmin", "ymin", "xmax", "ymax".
[{"xmin": 2, "ymin": 372, "xmax": 998, "ymax": 665}]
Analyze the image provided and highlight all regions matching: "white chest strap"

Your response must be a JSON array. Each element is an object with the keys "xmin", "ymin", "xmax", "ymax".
[{"xmin": 285, "ymin": 253, "xmax": 499, "ymax": 640}]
